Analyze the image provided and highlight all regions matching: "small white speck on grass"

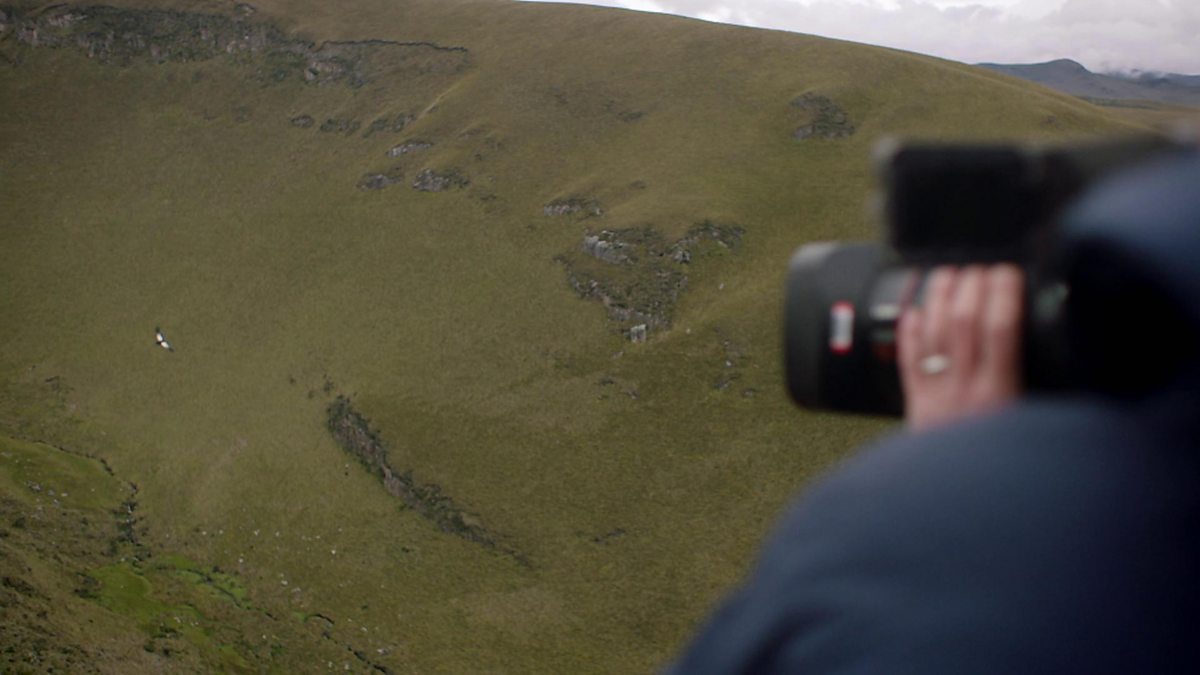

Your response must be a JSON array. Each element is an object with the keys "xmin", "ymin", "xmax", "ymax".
[{"xmin": 331, "ymin": 549, "xmax": 337, "ymax": 555}]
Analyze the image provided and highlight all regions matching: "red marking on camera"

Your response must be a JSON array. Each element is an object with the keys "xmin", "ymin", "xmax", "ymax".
[{"xmin": 830, "ymin": 302, "xmax": 854, "ymax": 355}]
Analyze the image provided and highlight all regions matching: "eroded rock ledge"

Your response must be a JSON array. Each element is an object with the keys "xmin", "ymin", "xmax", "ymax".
[
  {"xmin": 0, "ymin": 4, "xmax": 470, "ymax": 87},
  {"xmin": 325, "ymin": 396, "xmax": 525, "ymax": 565}
]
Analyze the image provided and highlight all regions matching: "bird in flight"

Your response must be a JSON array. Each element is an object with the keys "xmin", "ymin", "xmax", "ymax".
[{"xmin": 155, "ymin": 327, "xmax": 175, "ymax": 352}]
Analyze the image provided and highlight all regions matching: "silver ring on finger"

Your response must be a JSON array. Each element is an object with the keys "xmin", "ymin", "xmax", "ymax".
[{"xmin": 919, "ymin": 354, "xmax": 951, "ymax": 375}]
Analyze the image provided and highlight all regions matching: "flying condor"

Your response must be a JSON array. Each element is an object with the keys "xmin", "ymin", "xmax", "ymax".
[{"xmin": 155, "ymin": 327, "xmax": 175, "ymax": 352}]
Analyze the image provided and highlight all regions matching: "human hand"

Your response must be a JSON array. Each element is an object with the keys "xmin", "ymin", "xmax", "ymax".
[{"xmin": 898, "ymin": 265, "xmax": 1025, "ymax": 432}]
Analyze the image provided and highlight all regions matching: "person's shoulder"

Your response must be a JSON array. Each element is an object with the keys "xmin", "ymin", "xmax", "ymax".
[
  {"xmin": 730, "ymin": 395, "xmax": 1200, "ymax": 673},
  {"xmin": 792, "ymin": 394, "xmax": 1196, "ymax": 540}
]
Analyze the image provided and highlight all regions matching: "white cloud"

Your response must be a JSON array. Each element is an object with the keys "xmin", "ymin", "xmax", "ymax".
[{"xmin": 520, "ymin": 0, "xmax": 1199, "ymax": 73}]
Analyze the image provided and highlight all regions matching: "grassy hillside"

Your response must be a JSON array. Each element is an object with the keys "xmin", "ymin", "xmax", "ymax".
[{"xmin": 0, "ymin": 1, "xmax": 1140, "ymax": 671}]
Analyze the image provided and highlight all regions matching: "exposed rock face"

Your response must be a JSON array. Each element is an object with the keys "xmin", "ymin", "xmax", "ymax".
[
  {"xmin": 0, "ymin": 4, "xmax": 470, "ymax": 87},
  {"xmin": 581, "ymin": 230, "xmax": 633, "ymax": 265},
  {"xmin": 357, "ymin": 167, "xmax": 405, "ymax": 191},
  {"xmin": 558, "ymin": 221, "xmax": 744, "ymax": 340},
  {"xmin": 326, "ymin": 396, "xmax": 524, "ymax": 564},
  {"xmin": 543, "ymin": 197, "xmax": 604, "ymax": 218},
  {"xmin": 412, "ymin": 168, "xmax": 468, "ymax": 192},
  {"xmin": 791, "ymin": 93, "xmax": 856, "ymax": 140},
  {"xmin": 386, "ymin": 139, "xmax": 432, "ymax": 157}
]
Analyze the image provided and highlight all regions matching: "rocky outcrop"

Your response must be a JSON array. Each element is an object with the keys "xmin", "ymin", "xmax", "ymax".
[
  {"xmin": 386, "ymin": 139, "xmax": 432, "ymax": 157},
  {"xmin": 412, "ymin": 168, "xmax": 468, "ymax": 192},
  {"xmin": 791, "ymin": 93, "xmax": 855, "ymax": 140},
  {"xmin": 543, "ymin": 197, "xmax": 604, "ymax": 218},
  {"xmin": 325, "ymin": 397, "xmax": 524, "ymax": 565},
  {"xmin": 558, "ymin": 221, "xmax": 744, "ymax": 340},
  {"xmin": 0, "ymin": 4, "xmax": 470, "ymax": 87},
  {"xmin": 581, "ymin": 230, "xmax": 633, "ymax": 264},
  {"xmin": 357, "ymin": 167, "xmax": 405, "ymax": 191}
]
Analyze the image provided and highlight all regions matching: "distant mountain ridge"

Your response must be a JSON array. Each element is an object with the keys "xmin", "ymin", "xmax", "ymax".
[{"xmin": 978, "ymin": 59, "xmax": 1200, "ymax": 107}]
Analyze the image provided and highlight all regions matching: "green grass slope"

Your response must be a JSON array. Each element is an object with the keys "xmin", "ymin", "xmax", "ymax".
[{"xmin": 0, "ymin": 1, "xmax": 1141, "ymax": 671}]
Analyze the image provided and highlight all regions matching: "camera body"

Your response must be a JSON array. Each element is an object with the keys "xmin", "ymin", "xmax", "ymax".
[{"xmin": 784, "ymin": 136, "xmax": 1189, "ymax": 415}]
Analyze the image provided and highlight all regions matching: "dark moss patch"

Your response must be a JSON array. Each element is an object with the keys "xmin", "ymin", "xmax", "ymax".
[
  {"xmin": 591, "ymin": 528, "xmax": 626, "ymax": 545},
  {"xmin": 2, "ymin": 573, "xmax": 42, "ymax": 598},
  {"xmin": 319, "ymin": 117, "xmax": 360, "ymax": 135},
  {"xmin": 362, "ymin": 112, "xmax": 413, "ymax": 137}
]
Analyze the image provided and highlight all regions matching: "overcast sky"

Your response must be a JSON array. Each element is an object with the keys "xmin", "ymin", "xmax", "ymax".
[{"xmin": 520, "ymin": 0, "xmax": 1199, "ymax": 75}]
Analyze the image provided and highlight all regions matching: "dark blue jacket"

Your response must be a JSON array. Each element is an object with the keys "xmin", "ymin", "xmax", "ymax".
[{"xmin": 669, "ymin": 151, "xmax": 1200, "ymax": 674}]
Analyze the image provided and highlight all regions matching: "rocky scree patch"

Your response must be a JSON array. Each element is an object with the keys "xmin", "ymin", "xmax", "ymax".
[{"xmin": 557, "ymin": 221, "xmax": 744, "ymax": 340}]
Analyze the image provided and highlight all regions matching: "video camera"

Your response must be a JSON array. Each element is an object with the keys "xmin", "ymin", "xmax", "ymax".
[{"xmin": 784, "ymin": 135, "xmax": 1195, "ymax": 415}]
